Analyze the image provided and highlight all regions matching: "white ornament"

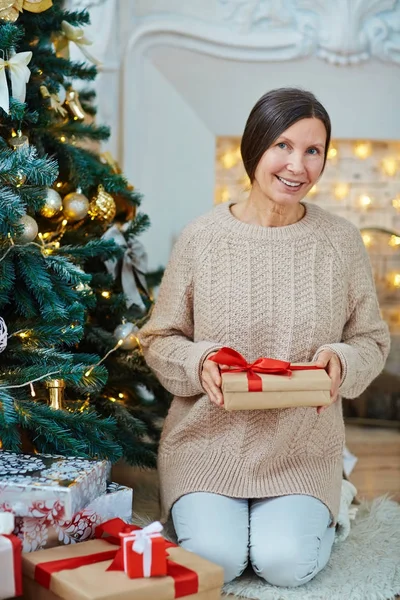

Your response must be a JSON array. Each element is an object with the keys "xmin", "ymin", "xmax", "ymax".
[
  {"xmin": 114, "ymin": 322, "xmax": 139, "ymax": 350},
  {"xmin": 0, "ymin": 318, "xmax": 7, "ymax": 353}
]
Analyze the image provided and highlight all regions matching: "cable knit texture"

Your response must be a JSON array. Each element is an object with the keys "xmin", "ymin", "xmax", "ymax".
[{"xmin": 138, "ymin": 201, "xmax": 390, "ymax": 524}]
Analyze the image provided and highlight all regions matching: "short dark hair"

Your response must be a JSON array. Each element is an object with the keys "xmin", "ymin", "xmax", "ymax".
[{"xmin": 240, "ymin": 88, "xmax": 331, "ymax": 182}]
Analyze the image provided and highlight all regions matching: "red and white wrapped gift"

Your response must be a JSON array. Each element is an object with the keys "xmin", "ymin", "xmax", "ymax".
[
  {"xmin": 0, "ymin": 512, "xmax": 22, "ymax": 599},
  {"xmin": 120, "ymin": 520, "xmax": 167, "ymax": 578}
]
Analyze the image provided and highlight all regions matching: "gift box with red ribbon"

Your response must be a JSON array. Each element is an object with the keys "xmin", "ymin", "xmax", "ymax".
[
  {"xmin": 210, "ymin": 347, "xmax": 332, "ymax": 410},
  {"xmin": 21, "ymin": 518, "xmax": 224, "ymax": 600},
  {"xmin": 0, "ymin": 512, "xmax": 23, "ymax": 600},
  {"xmin": 120, "ymin": 521, "xmax": 167, "ymax": 578}
]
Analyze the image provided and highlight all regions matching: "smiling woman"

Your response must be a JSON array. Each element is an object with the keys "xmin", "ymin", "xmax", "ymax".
[{"xmin": 138, "ymin": 87, "xmax": 390, "ymax": 587}]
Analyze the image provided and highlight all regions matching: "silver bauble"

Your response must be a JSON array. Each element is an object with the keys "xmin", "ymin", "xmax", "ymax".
[
  {"xmin": 114, "ymin": 322, "xmax": 139, "ymax": 350},
  {"xmin": 40, "ymin": 188, "xmax": 63, "ymax": 218},
  {"xmin": 63, "ymin": 191, "xmax": 89, "ymax": 221},
  {"xmin": 15, "ymin": 215, "xmax": 38, "ymax": 244}
]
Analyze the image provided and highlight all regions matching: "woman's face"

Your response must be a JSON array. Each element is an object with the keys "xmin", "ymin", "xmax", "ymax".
[{"xmin": 252, "ymin": 117, "xmax": 326, "ymax": 206}]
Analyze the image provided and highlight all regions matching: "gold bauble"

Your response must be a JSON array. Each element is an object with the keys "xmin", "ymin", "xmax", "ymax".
[
  {"xmin": 0, "ymin": 0, "xmax": 23, "ymax": 21},
  {"xmin": 63, "ymin": 191, "xmax": 89, "ymax": 221},
  {"xmin": 40, "ymin": 188, "xmax": 63, "ymax": 218},
  {"xmin": 88, "ymin": 185, "xmax": 116, "ymax": 222},
  {"xmin": 114, "ymin": 322, "xmax": 139, "ymax": 350},
  {"xmin": 15, "ymin": 214, "xmax": 38, "ymax": 244},
  {"xmin": 23, "ymin": 0, "xmax": 53, "ymax": 13},
  {"xmin": 15, "ymin": 170, "xmax": 26, "ymax": 187},
  {"xmin": 46, "ymin": 378, "xmax": 65, "ymax": 410}
]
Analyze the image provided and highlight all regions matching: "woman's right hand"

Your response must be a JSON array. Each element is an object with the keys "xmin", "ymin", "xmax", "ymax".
[{"xmin": 201, "ymin": 352, "xmax": 224, "ymax": 407}]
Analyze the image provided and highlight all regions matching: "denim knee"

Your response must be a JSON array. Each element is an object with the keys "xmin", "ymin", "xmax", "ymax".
[
  {"xmin": 250, "ymin": 535, "xmax": 320, "ymax": 588},
  {"xmin": 180, "ymin": 536, "xmax": 248, "ymax": 584}
]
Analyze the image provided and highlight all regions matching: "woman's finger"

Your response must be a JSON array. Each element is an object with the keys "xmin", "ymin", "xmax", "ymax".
[{"xmin": 202, "ymin": 371, "xmax": 224, "ymax": 406}]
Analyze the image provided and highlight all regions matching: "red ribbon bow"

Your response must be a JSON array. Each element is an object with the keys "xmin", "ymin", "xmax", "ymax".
[
  {"xmin": 34, "ymin": 518, "xmax": 198, "ymax": 598},
  {"xmin": 209, "ymin": 347, "xmax": 320, "ymax": 392}
]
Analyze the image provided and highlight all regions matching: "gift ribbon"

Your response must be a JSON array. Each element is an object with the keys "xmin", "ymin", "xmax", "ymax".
[
  {"xmin": 0, "ymin": 50, "xmax": 32, "ymax": 114},
  {"xmin": 210, "ymin": 347, "xmax": 321, "ymax": 392},
  {"xmin": 0, "ymin": 534, "xmax": 23, "ymax": 597},
  {"xmin": 128, "ymin": 521, "xmax": 163, "ymax": 577},
  {"xmin": 34, "ymin": 518, "xmax": 199, "ymax": 598}
]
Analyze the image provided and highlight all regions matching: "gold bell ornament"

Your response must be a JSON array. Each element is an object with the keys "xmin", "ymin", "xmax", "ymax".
[
  {"xmin": 45, "ymin": 378, "xmax": 65, "ymax": 410},
  {"xmin": 88, "ymin": 185, "xmax": 116, "ymax": 223},
  {"xmin": 64, "ymin": 88, "xmax": 86, "ymax": 121},
  {"xmin": 63, "ymin": 189, "xmax": 89, "ymax": 221}
]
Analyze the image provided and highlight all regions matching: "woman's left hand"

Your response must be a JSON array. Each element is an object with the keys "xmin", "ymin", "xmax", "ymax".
[{"xmin": 314, "ymin": 350, "xmax": 342, "ymax": 414}]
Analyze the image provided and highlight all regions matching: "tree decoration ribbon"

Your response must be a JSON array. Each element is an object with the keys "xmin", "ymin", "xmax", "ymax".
[
  {"xmin": 210, "ymin": 347, "xmax": 321, "ymax": 391},
  {"xmin": 102, "ymin": 224, "xmax": 149, "ymax": 311},
  {"xmin": 40, "ymin": 85, "xmax": 67, "ymax": 117},
  {"xmin": 0, "ymin": 50, "xmax": 32, "ymax": 114},
  {"xmin": 55, "ymin": 20, "xmax": 101, "ymax": 66},
  {"xmin": 0, "ymin": 317, "xmax": 7, "ymax": 354}
]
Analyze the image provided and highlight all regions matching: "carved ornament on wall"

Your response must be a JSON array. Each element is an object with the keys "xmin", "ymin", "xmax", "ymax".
[{"xmin": 217, "ymin": 0, "xmax": 400, "ymax": 65}]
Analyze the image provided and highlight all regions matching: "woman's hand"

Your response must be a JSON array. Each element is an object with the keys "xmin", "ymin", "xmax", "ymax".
[
  {"xmin": 314, "ymin": 350, "xmax": 342, "ymax": 414},
  {"xmin": 201, "ymin": 352, "xmax": 225, "ymax": 407}
]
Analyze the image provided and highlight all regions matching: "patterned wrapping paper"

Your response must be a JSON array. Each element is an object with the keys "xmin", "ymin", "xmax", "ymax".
[
  {"xmin": 0, "ymin": 451, "xmax": 109, "ymax": 519},
  {"xmin": 13, "ymin": 482, "xmax": 133, "ymax": 552}
]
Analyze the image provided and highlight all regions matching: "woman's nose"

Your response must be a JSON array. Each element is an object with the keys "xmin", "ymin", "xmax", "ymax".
[{"xmin": 287, "ymin": 154, "xmax": 305, "ymax": 175}]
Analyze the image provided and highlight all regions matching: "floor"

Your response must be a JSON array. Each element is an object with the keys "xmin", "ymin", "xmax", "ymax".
[{"xmin": 112, "ymin": 424, "xmax": 400, "ymax": 600}]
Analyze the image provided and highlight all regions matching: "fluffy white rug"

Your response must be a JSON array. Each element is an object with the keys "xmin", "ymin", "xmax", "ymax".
[
  {"xmin": 131, "ymin": 494, "xmax": 400, "ymax": 600},
  {"xmin": 222, "ymin": 495, "xmax": 400, "ymax": 600}
]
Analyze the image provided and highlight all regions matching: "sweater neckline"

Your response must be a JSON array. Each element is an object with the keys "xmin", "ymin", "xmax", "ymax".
[{"xmin": 217, "ymin": 201, "xmax": 321, "ymax": 240}]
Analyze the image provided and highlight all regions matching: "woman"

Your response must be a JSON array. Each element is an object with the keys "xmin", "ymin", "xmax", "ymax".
[{"xmin": 138, "ymin": 88, "xmax": 390, "ymax": 587}]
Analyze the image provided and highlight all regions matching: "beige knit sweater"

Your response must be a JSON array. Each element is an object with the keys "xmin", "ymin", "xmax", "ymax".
[{"xmin": 139, "ymin": 201, "xmax": 390, "ymax": 524}]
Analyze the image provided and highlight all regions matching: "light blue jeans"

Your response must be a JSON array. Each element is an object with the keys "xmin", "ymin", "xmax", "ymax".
[{"xmin": 171, "ymin": 492, "xmax": 335, "ymax": 586}]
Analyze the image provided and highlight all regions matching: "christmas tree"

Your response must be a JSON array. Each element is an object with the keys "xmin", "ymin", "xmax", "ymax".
[{"xmin": 0, "ymin": 0, "xmax": 169, "ymax": 467}]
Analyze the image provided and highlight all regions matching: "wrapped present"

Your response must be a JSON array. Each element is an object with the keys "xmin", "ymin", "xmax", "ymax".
[
  {"xmin": 22, "ymin": 519, "xmax": 224, "ymax": 600},
  {"xmin": 0, "ymin": 512, "xmax": 22, "ymax": 599},
  {"xmin": 120, "ymin": 521, "xmax": 167, "ymax": 578},
  {"xmin": 13, "ymin": 482, "xmax": 133, "ymax": 552},
  {"xmin": 0, "ymin": 451, "xmax": 109, "ymax": 519},
  {"xmin": 210, "ymin": 347, "xmax": 331, "ymax": 410}
]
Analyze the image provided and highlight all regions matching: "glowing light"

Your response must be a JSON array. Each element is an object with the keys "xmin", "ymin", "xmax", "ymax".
[
  {"xmin": 359, "ymin": 194, "xmax": 372, "ymax": 208},
  {"xmin": 389, "ymin": 235, "xmax": 400, "ymax": 247},
  {"xmin": 327, "ymin": 146, "xmax": 337, "ymax": 160},
  {"xmin": 108, "ymin": 397, "xmax": 117, "ymax": 402},
  {"xmin": 353, "ymin": 141, "xmax": 372, "ymax": 160},
  {"xmin": 30, "ymin": 383, "xmax": 36, "ymax": 397},
  {"xmin": 101, "ymin": 291, "xmax": 111, "ymax": 299},
  {"xmin": 215, "ymin": 186, "xmax": 230, "ymax": 205},
  {"xmin": 392, "ymin": 196, "xmax": 400, "ymax": 211},
  {"xmin": 334, "ymin": 183, "xmax": 349, "ymax": 200},
  {"xmin": 56, "ymin": 182, "xmax": 63, "ymax": 188},
  {"xmin": 19, "ymin": 332, "xmax": 29, "ymax": 339},
  {"xmin": 381, "ymin": 157, "xmax": 398, "ymax": 177},
  {"xmin": 85, "ymin": 368, "xmax": 93, "ymax": 377},
  {"xmin": 220, "ymin": 147, "xmax": 241, "ymax": 169},
  {"xmin": 392, "ymin": 273, "xmax": 400, "ymax": 288},
  {"xmin": 118, "ymin": 393, "xmax": 125, "ymax": 399},
  {"xmin": 361, "ymin": 233, "xmax": 373, "ymax": 247}
]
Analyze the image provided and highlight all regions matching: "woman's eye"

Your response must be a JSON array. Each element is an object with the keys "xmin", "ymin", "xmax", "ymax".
[
  {"xmin": 307, "ymin": 147, "xmax": 319, "ymax": 155},
  {"xmin": 277, "ymin": 142, "xmax": 287, "ymax": 149}
]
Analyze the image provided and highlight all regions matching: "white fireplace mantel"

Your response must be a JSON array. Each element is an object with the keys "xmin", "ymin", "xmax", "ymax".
[{"xmin": 76, "ymin": 0, "xmax": 400, "ymax": 269}]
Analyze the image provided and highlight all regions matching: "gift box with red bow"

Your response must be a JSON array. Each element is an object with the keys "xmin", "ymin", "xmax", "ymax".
[
  {"xmin": 0, "ymin": 512, "xmax": 23, "ymax": 600},
  {"xmin": 21, "ymin": 518, "xmax": 224, "ymax": 600},
  {"xmin": 210, "ymin": 347, "xmax": 332, "ymax": 410}
]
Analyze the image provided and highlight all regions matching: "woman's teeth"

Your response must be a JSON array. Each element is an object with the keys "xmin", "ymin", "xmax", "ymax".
[{"xmin": 277, "ymin": 176, "xmax": 302, "ymax": 188}]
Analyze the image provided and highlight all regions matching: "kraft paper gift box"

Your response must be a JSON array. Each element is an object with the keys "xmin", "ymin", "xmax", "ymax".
[
  {"xmin": 0, "ymin": 451, "xmax": 109, "ymax": 520},
  {"xmin": 21, "ymin": 520, "xmax": 224, "ymax": 600},
  {"xmin": 210, "ymin": 347, "xmax": 332, "ymax": 411},
  {"xmin": 13, "ymin": 482, "xmax": 133, "ymax": 552}
]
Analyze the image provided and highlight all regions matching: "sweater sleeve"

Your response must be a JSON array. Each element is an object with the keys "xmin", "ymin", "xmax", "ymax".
[
  {"xmin": 313, "ymin": 226, "xmax": 391, "ymax": 399},
  {"xmin": 137, "ymin": 225, "xmax": 222, "ymax": 397}
]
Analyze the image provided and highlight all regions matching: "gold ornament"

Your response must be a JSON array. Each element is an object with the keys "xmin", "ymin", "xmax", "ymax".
[
  {"xmin": 88, "ymin": 185, "xmax": 116, "ymax": 222},
  {"xmin": 40, "ymin": 188, "xmax": 63, "ymax": 218},
  {"xmin": 45, "ymin": 378, "xmax": 65, "ymax": 410},
  {"xmin": 0, "ymin": 0, "xmax": 23, "ymax": 22},
  {"xmin": 15, "ymin": 214, "xmax": 38, "ymax": 243},
  {"xmin": 64, "ymin": 88, "xmax": 85, "ymax": 121},
  {"xmin": 114, "ymin": 322, "xmax": 139, "ymax": 350},
  {"xmin": 8, "ymin": 130, "xmax": 29, "ymax": 150},
  {"xmin": 63, "ymin": 190, "xmax": 89, "ymax": 221},
  {"xmin": 40, "ymin": 85, "xmax": 67, "ymax": 118},
  {"xmin": 15, "ymin": 170, "xmax": 26, "ymax": 187},
  {"xmin": 100, "ymin": 152, "xmax": 136, "ymax": 220},
  {"xmin": 23, "ymin": 0, "xmax": 52, "ymax": 13}
]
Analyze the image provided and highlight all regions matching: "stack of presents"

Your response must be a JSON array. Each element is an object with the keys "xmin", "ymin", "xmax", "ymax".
[{"xmin": 0, "ymin": 451, "xmax": 224, "ymax": 600}]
